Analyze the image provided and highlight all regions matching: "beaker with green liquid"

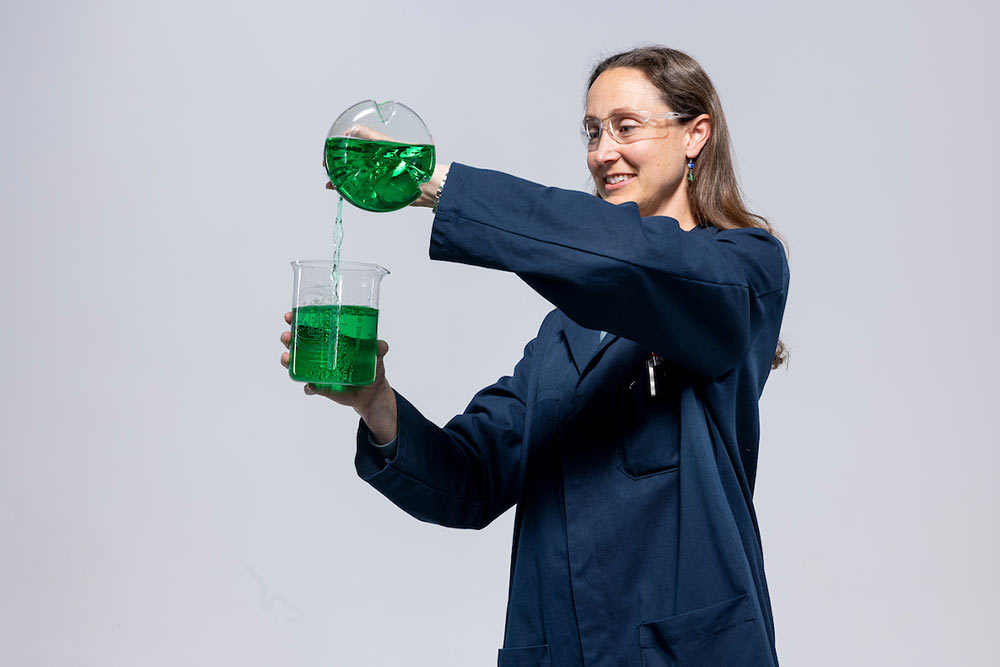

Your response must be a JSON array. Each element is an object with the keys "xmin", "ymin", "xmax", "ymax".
[
  {"xmin": 324, "ymin": 100, "xmax": 435, "ymax": 212},
  {"xmin": 288, "ymin": 261, "xmax": 389, "ymax": 390}
]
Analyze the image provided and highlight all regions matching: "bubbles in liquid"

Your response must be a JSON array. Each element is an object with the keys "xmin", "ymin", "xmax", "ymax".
[{"xmin": 288, "ymin": 304, "xmax": 379, "ymax": 387}]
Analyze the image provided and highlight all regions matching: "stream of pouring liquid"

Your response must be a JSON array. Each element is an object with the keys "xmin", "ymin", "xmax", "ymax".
[{"xmin": 328, "ymin": 194, "xmax": 344, "ymax": 365}]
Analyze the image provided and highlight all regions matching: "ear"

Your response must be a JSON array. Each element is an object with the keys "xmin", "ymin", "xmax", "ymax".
[{"xmin": 686, "ymin": 113, "xmax": 711, "ymax": 158}]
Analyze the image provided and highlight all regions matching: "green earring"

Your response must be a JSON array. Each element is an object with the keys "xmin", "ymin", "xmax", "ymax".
[{"xmin": 687, "ymin": 158, "xmax": 695, "ymax": 182}]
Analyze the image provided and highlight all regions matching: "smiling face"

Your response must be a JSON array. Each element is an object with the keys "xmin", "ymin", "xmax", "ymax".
[{"xmin": 586, "ymin": 67, "xmax": 696, "ymax": 221}]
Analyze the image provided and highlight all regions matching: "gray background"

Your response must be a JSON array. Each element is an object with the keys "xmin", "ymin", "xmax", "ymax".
[{"xmin": 2, "ymin": 0, "xmax": 997, "ymax": 664}]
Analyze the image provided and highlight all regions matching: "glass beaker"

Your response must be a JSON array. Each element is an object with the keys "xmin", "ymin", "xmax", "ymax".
[
  {"xmin": 288, "ymin": 261, "xmax": 389, "ymax": 389},
  {"xmin": 324, "ymin": 100, "xmax": 435, "ymax": 212}
]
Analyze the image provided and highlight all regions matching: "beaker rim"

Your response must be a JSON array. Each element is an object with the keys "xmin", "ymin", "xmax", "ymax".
[{"xmin": 290, "ymin": 260, "xmax": 389, "ymax": 275}]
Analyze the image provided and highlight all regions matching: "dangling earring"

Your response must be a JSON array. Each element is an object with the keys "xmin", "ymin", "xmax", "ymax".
[{"xmin": 687, "ymin": 158, "xmax": 696, "ymax": 183}]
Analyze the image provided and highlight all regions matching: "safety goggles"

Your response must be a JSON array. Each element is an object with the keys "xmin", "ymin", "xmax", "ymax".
[{"xmin": 581, "ymin": 110, "xmax": 690, "ymax": 150}]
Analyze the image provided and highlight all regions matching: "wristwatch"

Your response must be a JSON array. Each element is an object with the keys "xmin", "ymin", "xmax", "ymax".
[{"xmin": 431, "ymin": 172, "xmax": 448, "ymax": 212}]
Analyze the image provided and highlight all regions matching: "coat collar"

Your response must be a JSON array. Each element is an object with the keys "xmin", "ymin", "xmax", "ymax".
[{"xmin": 560, "ymin": 314, "xmax": 620, "ymax": 376}]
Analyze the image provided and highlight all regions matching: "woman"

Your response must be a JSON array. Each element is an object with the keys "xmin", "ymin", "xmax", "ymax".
[{"xmin": 281, "ymin": 46, "xmax": 788, "ymax": 666}]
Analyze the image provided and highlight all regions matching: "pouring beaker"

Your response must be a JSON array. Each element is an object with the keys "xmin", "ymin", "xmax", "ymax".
[
  {"xmin": 288, "ymin": 261, "xmax": 389, "ymax": 389},
  {"xmin": 323, "ymin": 99, "xmax": 435, "ymax": 212}
]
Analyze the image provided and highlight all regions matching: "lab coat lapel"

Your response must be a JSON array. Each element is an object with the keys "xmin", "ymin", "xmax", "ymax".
[{"xmin": 560, "ymin": 316, "xmax": 619, "ymax": 378}]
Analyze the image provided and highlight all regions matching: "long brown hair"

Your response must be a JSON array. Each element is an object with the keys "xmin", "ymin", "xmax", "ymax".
[{"xmin": 586, "ymin": 46, "xmax": 788, "ymax": 370}]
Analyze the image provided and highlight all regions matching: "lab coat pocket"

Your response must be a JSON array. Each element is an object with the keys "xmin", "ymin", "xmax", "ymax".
[
  {"xmin": 616, "ymin": 377, "xmax": 680, "ymax": 479},
  {"xmin": 497, "ymin": 643, "xmax": 551, "ymax": 667},
  {"xmin": 638, "ymin": 594, "xmax": 766, "ymax": 667}
]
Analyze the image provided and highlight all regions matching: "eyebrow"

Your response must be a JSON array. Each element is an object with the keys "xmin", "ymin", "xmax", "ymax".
[{"xmin": 583, "ymin": 107, "xmax": 643, "ymax": 118}]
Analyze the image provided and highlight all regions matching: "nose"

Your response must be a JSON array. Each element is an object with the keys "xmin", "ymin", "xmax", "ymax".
[{"xmin": 592, "ymin": 127, "xmax": 622, "ymax": 164}]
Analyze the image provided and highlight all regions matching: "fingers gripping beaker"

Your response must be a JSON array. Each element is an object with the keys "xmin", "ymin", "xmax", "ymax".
[{"xmin": 288, "ymin": 261, "xmax": 389, "ymax": 389}]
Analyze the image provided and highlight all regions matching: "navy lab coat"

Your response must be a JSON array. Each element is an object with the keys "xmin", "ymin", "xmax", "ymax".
[{"xmin": 354, "ymin": 163, "xmax": 789, "ymax": 666}]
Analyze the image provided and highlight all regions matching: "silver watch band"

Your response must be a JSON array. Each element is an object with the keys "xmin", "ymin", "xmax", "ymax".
[{"xmin": 431, "ymin": 172, "xmax": 448, "ymax": 212}]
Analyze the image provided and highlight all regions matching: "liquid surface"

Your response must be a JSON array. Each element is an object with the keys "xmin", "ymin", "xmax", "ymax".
[
  {"xmin": 325, "ymin": 137, "xmax": 435, "ymax": 212},
  {"xmin": 289, "ymin": 305, "xmax": 378, "ymax": 387}
]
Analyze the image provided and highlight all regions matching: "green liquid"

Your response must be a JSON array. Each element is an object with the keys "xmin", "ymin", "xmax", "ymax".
[
  {"xmin": 325, "ymin": 137, "xmax": 435, "ymax": 212},
  {"xmin": 289, "ymin": 304, "xmax": 378, "ymax": 389}
]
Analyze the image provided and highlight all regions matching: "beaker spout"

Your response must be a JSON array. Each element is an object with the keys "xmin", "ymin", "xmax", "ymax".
[{"xmin": 375, "ymin": 101, "xmax": 397, "ymax": 125}]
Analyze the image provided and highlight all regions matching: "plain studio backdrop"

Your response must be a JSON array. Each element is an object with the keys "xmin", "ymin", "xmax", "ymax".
[{"xmin": 2, "ymin": 0, "xmax": 997, "ymax": 664}]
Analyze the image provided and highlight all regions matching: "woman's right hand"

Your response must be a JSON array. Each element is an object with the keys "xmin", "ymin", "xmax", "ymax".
[{"xmin": 280, "ymin": 311, "xmax": 399, "ymax": 444}]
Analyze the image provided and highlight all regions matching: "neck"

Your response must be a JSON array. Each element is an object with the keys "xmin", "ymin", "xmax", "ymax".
[
  {"xmin": 676, "ymin": 214, "xmax": 698, "ymax": 231},
  {"xmin": 650, "ymin": 197, "xmax": 697, "ymax": 230},
  {"xmin": 646, "ymin": 180, "xmax": 697, "ymax": 230}
]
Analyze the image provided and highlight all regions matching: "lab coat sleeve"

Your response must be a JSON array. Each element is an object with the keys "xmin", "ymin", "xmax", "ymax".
[
  {"xmin": 430, "ymin": 163, "xmax": 789, "ymax": 378},
  {"xmin": 355, "ymin": 330, "xmax": 542, "ymax": 530}
]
